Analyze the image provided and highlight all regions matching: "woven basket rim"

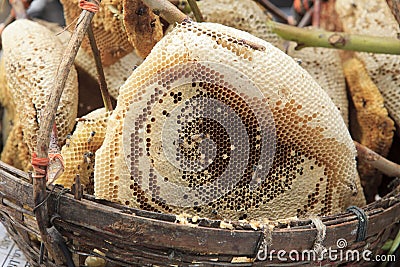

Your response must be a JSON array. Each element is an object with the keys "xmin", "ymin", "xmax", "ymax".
[
  {"xmin": 1, "ymin": 159, "xmax": 400, "ymax": 265},
  {"xmin": 1, "ymin": 159, "xmax": 399, "ymax": 229}
]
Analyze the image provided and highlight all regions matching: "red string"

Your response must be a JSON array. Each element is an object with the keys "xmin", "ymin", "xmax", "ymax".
[
  {"xmin": 293, "ymin": 0, "xmax": 302, "ymax": 13},
  {"xmin": 293, "ymin": 0, "xmax": 313, "ymax": 13},
  {"xmin": 49, "ymin": 153, "xmax": 65, "ymax": 169},
  {"xmin": 79, "ymin": 0, "xmax": 100, "ymax": 13},
  {"xmin": 31, "ymin": 152, "xmax": 49, "ymax": 179}
]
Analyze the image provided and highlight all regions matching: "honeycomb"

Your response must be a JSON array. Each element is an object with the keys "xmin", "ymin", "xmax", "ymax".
[
  {"xmin": 35, "ymin": 19, "xmax": 143, "ymax": 99},
  {"xmin": 336, "ymin": 0, "xmax": 400, "ymax": 129},
  {"xmin": 0, "ymin": 57, "xmax": 13, "ymax": 115},
  {"xmin": 343, "ymin": 58, "xmax": 394, "ymax": 201},
  {"xmin": 60, "ymin": 0, "xmax": 134, "ymax": 66},
  {"xmin": 197, "ymin": 0, "xmax": 348, "ymax": 125},
  {"xmin": 288, "ymin": 45, "xmax": 348, "ymax": 125},
  {"xmin": 1, "ymin": 108, "xmax": 13, "ymax": 152},
  {"xmin": 0, "ymin": 57, "xmax": 22, "ymax": 168},
  {"xmin": 122, "ymin": 0, "xmax": 163, "ymax": 58},
  {"xmin": 1, "ymin": 125, "xmax": 31, "ymax": 171},
  {"xmin": 0, "ymin": 57, "xmax": 15, "ymax": 144},
  {"xmin": 1, "ymin": 19, "xmax": 78, "ymax": 171},
  {"xmin": 56, "ymin": 108, "xmax": 110, "ymax": 190},
  {"xmin": 94, "ymin": 21, "xmax": 365, "ymax": 220}
]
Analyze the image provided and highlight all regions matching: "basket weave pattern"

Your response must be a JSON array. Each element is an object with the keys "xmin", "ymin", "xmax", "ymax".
[{"xmin": 1, "ymin": 161, "xmax": 399, "ymax": 266}]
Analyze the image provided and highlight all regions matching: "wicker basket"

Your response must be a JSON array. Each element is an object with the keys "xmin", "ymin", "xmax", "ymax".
[
  {"xmin": 1, "ymin": 2, "xmax": 399, "ymax": 265},
  {"xmin": 0, "ymin": 160, "xmax": 399, "ymax": 266}
]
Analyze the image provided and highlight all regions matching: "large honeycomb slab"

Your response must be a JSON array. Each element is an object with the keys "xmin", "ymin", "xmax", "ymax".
[
  {"xmin": 1, "ymin": 19, "xmax": 78, "ymax": 171},
  {"xmin": 94, "ymin": 21, "xmax": 364, "ymax": 220}
]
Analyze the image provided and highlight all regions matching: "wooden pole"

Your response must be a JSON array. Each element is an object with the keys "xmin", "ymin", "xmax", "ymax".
[
  {"xmin": 142, "ymin": 0, "xmax": 188, "ymax": 24},
  {"xmin": 87, "ymin": 24, "xmax": 113, "ymax": 112},
  {"xmin": 354, "ymin": 141, "xmax": 400, "ymax": 178},
  {"xmin": 33, "ymin": 3, "xmax": 101, "ymax": 265}
]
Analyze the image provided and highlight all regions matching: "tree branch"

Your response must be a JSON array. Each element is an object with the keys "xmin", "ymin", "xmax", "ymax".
[
  {"xmin": 269, "ymin": 20, "xmax": 400, "ymax": 55},
  {"xmin": 142, "ymin": 0, "xmax": 188, "ymax": 24},
  {"xmin": 256, "ymin": 0, "xmax": 293, "ymax": 24},
  {"xmin": 187, "ymin": 0, "xmax": 203, "ymax": 22},
  {"xmin": 354, "ymin": 141, "xmax": 400, "ymax": 178},
  {"xmin": 145, "ymin": 0, "xmax": 400, "ymax": 55},
  {"xmin": 297, "ymin": 7, "xmax": 313, "ymax": 28},
  {"xmin": 33, "ymin": 4, "xmax": 101, "ymax": 265},
  {"xmin": 87, "ymin": 24, "xmax": 113, "ymax": 112},
  {"xmin": 36, "ymin": 12, "xmax": 99, "ymax": 159},
  {"xmin": 1, "ymin": 13, "xmax": 15, "ymax": 29},
  {"xmin": 390, "ymin": 0, "xmax": 400, "ymax": 27}
]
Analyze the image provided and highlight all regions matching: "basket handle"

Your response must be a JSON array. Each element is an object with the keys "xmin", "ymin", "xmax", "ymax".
[{"xmin": 32, "ymin": 2, "xmax": 101, "ymax": 265}]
